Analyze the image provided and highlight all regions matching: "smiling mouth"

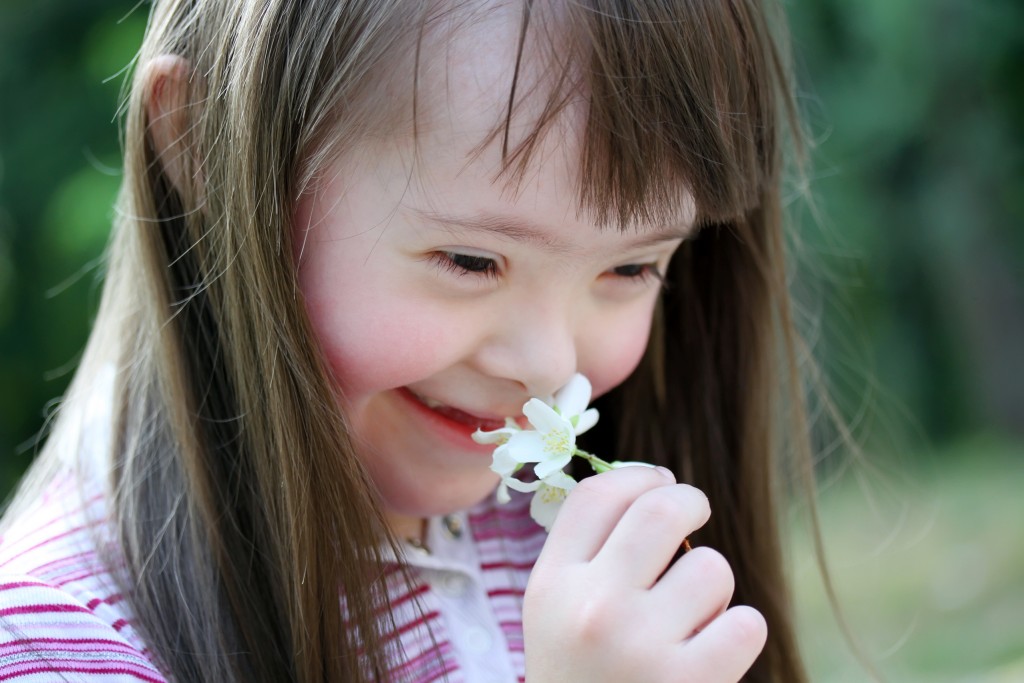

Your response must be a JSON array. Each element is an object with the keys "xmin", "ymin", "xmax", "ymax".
[{"xmin": 404, "ymin": 388, "xmax": 507, "ymax": 432}]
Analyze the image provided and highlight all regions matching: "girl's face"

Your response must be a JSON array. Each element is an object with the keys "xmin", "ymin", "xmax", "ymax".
[{"xmin": 294, "ymin": 18, "xmax": 693, "ymax": 532}]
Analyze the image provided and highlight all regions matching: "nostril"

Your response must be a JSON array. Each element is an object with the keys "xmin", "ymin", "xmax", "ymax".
[{"xmin": 469, "ymin": 318, "xmax": 579, "ymax": 400}]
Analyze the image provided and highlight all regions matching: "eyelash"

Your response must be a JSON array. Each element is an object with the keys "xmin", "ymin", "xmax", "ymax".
[
  {"xmin": 430, "ymin": 252, "xmax": 501, "ymax": 280},
  {"xmin": 431, "ymin": 252, "xmax": 665, "ymax": 285},
  {"xmin": 609, "ymin": 263, "xmax": 665, "ymax": 285}
]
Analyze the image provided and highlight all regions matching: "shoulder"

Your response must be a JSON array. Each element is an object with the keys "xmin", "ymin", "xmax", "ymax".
[
  {"xmin": 0, "ymin": 575, "xmax": 165, "ymax": 682},
  {"xmin": 0, "ymin": 478, "xmax": 165, "ymax": 682}
]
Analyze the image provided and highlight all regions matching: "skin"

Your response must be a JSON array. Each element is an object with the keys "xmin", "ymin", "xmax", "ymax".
[
  {"xmin": 290, "ymin": 136, "xmax": 687, "ymax": 535},
  {"xmin": 145, "ymin": 6, "xmax": 767, "ymax": 680},
  {"xmin": 289, "ymin": 9, "xmax": 694, "ymax": 537}
]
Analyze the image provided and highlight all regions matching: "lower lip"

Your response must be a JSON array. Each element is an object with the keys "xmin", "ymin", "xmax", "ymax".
[{"xmin": 394, "ymin": 388, "xmax": 502, "ymax": 452}]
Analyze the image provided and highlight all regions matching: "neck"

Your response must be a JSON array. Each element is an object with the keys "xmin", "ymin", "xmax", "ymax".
[{"xmin": 386, "ymin": 512, "xmax": 427, "ymax": 546}]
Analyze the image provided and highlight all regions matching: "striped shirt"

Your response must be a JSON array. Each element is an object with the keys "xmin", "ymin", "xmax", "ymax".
[{"xmin": 0, "ymin": 471, "xmax": 544, "ymax": 682}]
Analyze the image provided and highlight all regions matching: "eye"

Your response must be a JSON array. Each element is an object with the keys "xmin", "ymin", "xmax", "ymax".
[
  {"xmin": 609, "ymin": 263, "xmax": 665, "ymax": 285},
  {"xmin": 430, "ymin": 251, "xmax": 500, "ymax": 280}
]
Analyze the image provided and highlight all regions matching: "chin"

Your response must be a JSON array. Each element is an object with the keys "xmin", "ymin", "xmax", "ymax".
[{"xmin": 384, "ymin": 476, "xmax": 499, "ymax": 520}]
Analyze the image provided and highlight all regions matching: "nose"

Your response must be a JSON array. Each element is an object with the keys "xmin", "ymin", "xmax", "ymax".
[{"xmin": 472, "ymin": 300, "xmax": 579, "ymax": 400}]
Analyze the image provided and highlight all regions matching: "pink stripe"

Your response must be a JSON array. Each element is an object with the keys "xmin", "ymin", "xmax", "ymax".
[
  {"xmin": 11, "ymin": 550, "xmax": 95, "ymax": 580},
  {"xmin": 84, "ymin": 594, "xmax": 123, "ymax": 611},
  {"xmin": 472, "ymin": 525, "xmax": 545, "ymax": 542},
  {"xmin": 473, "ymin": 524, "xmax": 540, "ymax": 542},
  {"xmin": 391, "ymin": 621, "xmax": 445, "ymax": 659},
  {"xmin": 478, "ymin": 549, "xmax": 541, "ymax": 563},
  {"xmin": 392, "ymin": 641, "xmax": 457, "ymax": 681},
  {"xmin": 0, "ymin": 637, "xmax": 140, "ymax": 656},
  {"xmin": 0, "ymin": 525, "xmax": 92, "ymax": 568},
  {"xmin": 0, "ymin": 583, "xmax": 48, "ymax": 594},
  {"xmin": 0, "ymin": 652, "xmax": 150, "ymax": 669},
  {"xmin": 468, "ymin": 502, "xmax": 533, "ymax": 525},
  {"xmin": 472, "ymin": 519, "xmax": 537, "ymax": 536},
  {"xmin": 388, "ymin": 583, "xmax": 429, "ymax": 611},
  {"xmin": 480, "ymin": 560, "xmax": 535, "ymax": 571},
  {"xmin": 490, "ymin": 606, "xmax": 524, "ymax": 623},
  {"xmin": 53, "ymin": 567, "xmax": 106, "ymax": 587},
  {"xmin": 486, "ymin": 534, "xmax": 546, "ymax": 550},
  {"xmin": 2, "ymin": 491, "xmax": 104, "ymax": 547},
  {"xmin": 0, "ymin": 662, "xmax": 163, "ymax": 683},
  {"xmin": 0, "ymin": 603, "xmax": 90, "ymax": 618},
  {"xmin": 382, "ymin": 564, "xmax": 405, "ymax": 578},
  {"xmin": 38, "ymin": 473, "xmax": 79, "ymax": 501},
  {"xmin": 479, "ymin": 535, "xmax": 546, "ymax": 558},
  {"xmin": 3, "ymin": 506, "xmax": 71, "ymax": 544},
  {"xmin": 387, "ymin": 611, "xmax": 440, "ymax": 642}
]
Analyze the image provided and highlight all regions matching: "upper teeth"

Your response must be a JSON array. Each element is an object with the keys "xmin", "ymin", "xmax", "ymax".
[{"xmin": 411, "ymin": 390, "xmax": 447, "ymax": 410}]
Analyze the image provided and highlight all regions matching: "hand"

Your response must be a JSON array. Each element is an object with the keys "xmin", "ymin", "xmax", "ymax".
[{"xmin": 522, "ymin": 466, "xmax": 767, "ymax": 682}]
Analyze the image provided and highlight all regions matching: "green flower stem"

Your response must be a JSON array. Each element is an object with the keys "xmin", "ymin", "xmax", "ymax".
[{"xmin": 573, "ymin": 449, "xmax": 615, "ymax": 474}]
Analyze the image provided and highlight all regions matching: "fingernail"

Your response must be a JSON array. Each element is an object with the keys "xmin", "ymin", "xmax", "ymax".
[{"xmin": 655, "ymin": 466, "xmax": 675, "ymax": 481}]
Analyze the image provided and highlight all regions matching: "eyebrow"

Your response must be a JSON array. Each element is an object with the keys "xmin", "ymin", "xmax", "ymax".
[{"xmin": 413, "ymin": 209, "xmax": 693, "ymax": 254}]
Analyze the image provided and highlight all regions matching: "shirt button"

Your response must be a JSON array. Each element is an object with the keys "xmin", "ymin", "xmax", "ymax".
[
  {"xmin": 438, "ymin": 573, "xmax": 469, "ymax": 597},
  {"xmin": 442, "ymin": 515, "xmax": 464, "ymax": 540},
  {"xmin": 463, "ymin": 626, "xmax": 492, "ymax": 653}
]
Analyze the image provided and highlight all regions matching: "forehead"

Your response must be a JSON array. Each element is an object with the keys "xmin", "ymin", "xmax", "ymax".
[
  {"xmin": 406, "ymin": 4, "xmax": 695, "ymax": 233},
  {"xmin": 415, "ymin": 5, "xmax": 573, "ymax": 162}
]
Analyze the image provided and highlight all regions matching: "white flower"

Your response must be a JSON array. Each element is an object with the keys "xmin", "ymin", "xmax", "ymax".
[
  {"xmin": 491, "ymin": 438, "xmax": 523, "ymax": 504},
  {"xmin": 472, "ymin": 418, "xmax": 522, "ymax": 503},
  {"xmin": 482, "ymin": 465, "xmax": 577, "ymax": 531},
  {"xmin": 527, "ymin": 470, "xmax": 577, "ymax": 531},
  {"xmin": 476, "ymin": 374, "xmax": 598, "ymax": 480},
  {"xmin": 473, "ymin": 373, "xmax": 598, "ymax": 528}
]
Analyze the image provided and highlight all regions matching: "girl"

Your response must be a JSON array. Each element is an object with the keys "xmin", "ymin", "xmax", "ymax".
[{"xmin": 0, "ymin": 0, "xmax": 815, "ymax": 681}]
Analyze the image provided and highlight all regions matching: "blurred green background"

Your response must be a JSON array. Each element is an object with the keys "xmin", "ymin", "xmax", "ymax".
[{"xmin": 0, "ymin": 1, "xmax": 1021, "ymax": 680}]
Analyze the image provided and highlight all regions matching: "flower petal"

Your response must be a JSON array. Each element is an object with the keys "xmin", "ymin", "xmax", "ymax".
[
  {"xmin": 505, "ymin": 431, "xmax": 547, "ymax": 463},
  {"xmin": 529, "ymin": 477, "xmax": 576, "ymax": 531},
  {"xmin": 504, "ymin": 477, "xmax": 542, "ymax": 493},
  {"xmin": 573, "ymin": 408, "xmax": 599, "ymax": 435},
  {"xmin": 523, "ymin": 398, "xmax": 570, "ymax": 434},
  {"xmin": 490, "ymin": 446, "xmax": 519, "ymax": 476},
  {"xmin": 542, "ymin": 470, "xmax": 578, "ymax": 490},
  {"xmin": 472, "ymin": 423, "xmax": 520, "ymax": 445},
  {"xmin": 553, "ymin": 373, "xmax": 592, "ymax": 417},
  {"xmin": 495, "ymin": 481, "xmax": 511, "ymax": 504},
  {"xmin": 533, "ymin": 452, "xmax": 573, "ymax": 480}
]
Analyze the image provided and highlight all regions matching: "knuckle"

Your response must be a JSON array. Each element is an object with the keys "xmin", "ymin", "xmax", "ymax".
[
  {"xmin": 573, "ymin": 473, "xmax": 614, "ymax": 499},
  {"xmin": 634, "ymin": 489, "xmax": 686, "ymax": 524},
  {"xmin": 570, "ymin": 476, "xmax": 617, "ymax": 510},
  {"xmin": 575, "ymin": 466, "xmax": 664, "ymax": 501},
  {"xmin": 573, "ymin": 593, "xmax": 619, "ymax": 645},
  {"xmin": 632, "ymin": 484, "xmax": 706, "ymax": 529}
]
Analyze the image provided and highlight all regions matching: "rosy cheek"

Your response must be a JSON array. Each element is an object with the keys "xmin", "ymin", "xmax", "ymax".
[
  {"xmin": 584, "ymin": 309, "xmax": 655, "ymax": 401},
  {"xmin": 309, "ymin": 295, "xmax": 471, "ymax": 400}
]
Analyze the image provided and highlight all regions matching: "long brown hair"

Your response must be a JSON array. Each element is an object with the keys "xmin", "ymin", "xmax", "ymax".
[{"xmin": 10, "ymin": 1, "xmax": 817, "ymax": 680}]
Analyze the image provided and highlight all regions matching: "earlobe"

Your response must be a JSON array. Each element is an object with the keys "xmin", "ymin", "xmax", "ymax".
[{"xmin": 144, "ymin": 54, "xmax": 193, "ymax": 196}]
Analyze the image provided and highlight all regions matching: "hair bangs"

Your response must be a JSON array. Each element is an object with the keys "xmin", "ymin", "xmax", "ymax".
[{"xmin": 490, "ymin": 0, "xmax": 789, "ymax": 231}]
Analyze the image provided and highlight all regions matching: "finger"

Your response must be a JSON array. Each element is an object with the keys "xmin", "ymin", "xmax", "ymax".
[
  {"xmin": 649, "ymin": 546, "xmax": 734, "ymax": 640},
  {"xmin": 671, "ymin": 605, "xmax": 767, "ymax": 683},
  {"xmin": 539, "ymin": 465, "xmax": 676, "ymax": 565},
  {"xmin": 591, "ymin": 483, "xmax": 710, "ymax": 588}
]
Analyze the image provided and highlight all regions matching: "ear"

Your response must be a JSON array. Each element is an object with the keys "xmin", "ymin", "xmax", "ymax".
[{"xmin": 144, "ymin": 55, "xmax": 192, "ymax": 195}]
